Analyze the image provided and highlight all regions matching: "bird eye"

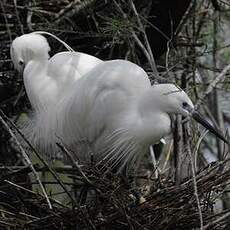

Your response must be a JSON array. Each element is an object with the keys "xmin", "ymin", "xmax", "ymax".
[
  {"xmin": 182, "ymin": 102, "xmax": 188, "ymax": 108},
  {"xmin": 19, "ymin": 60, "xmax": 24, "ymax": 66}
]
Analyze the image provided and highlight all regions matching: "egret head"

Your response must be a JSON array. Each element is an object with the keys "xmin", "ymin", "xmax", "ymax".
[
  {"xmin": 152, "ymin": 84, "xmax": 194, "ymax": 117},
  {"xmin": 10, "ymin": 33, "xmax": 50, "ymax": 72},
  {"xmin": 151, "ymin": 84, "xmax": 229, "ymax": 144}
]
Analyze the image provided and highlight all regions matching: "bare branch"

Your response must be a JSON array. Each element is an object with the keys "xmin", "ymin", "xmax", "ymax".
[{"xmin": 195, "ymin": 64, "xmax": 230, "ymax": 109}]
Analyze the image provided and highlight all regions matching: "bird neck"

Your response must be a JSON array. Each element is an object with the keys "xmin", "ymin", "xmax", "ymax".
[
  {"xmin": 134, "ymin": 87, "xmax": 171, "ymax": 145},
  {"xmin": 137, "ymin": 87, "xmax": 162, "ymax": 115},
  {"xmin": 24, "ymin": 59, "xmax": 48, "ymax": 75},
  {"xmin": 23, "ymin": 48, "xmax": 49, "ymax": 67},
  {"xmin": 23, "ymin": 59, "xmax": 49, "ymax": 111},
  {"xmin": 134, "ymin": 110, "xmax": 171, "ymax": 146}
]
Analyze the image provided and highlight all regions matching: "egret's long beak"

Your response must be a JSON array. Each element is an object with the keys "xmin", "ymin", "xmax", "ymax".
[{"xmin": 192, "ymin": 111, "xmax": 229, "ymax": 144}]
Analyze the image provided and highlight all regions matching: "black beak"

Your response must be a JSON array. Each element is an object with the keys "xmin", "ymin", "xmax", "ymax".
[{"xmin": 192, "ymin": 111, "xmax": 229, "ymax": 144}]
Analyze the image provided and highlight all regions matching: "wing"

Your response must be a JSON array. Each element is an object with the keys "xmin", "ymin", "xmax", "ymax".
[
  {"xmin": 57, "ymin": 60, "xmax": 151, "ymax": 149},
  {"xmin": 48, "ymin": 51, "xmax": 103, "ymax": 79},
  {"xmin": 47, "ymin": 51, "xmax": 103, "ymax": 100}
]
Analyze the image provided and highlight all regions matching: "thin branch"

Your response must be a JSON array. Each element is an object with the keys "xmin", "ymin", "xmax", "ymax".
[
  {"xmin": 0, "ymin": 110, "xmax": 76, "ymax": 206},
  {"xmin": 195, "ymin": 63, "xmax": 230, "ymax": 109},
  {"xmin": 54, "ymin": 0, "xmax": 96, "ymax": 25},
  {"xmin": 26, "ymin": 1, "xmax": 33, "ymax": 31},
  {"xmin": 194, "ymin": 130, "xmax": 209, "ymax": 172},
  {"xmin": 203, "ymin": 211, "xmax": 230, "ymax": 229},
  {"xmin": 129, "ymin": 0, "xmax": 159, "ymax": 79},
  {"xmin": 185, "ymin": 123, "xmax": 204, "ymax": 230},
  {"xmin": 0, "ymin": 1, "xmax": 12, "ymax": 41},
  {"xmin": 173, "ymin": 115, "xmax": 183, "ymax": 184},
  {"xmin": 0, "ymin": 114, "xmax": 52, "ymax": 209},
  {"xmin": 56, "ymin": 143, "xmax": 93, "ymax": 187},
  {"xmin": 4, "ymin": 180, "xmax": 66, "ymax": 208},
  {"xmin": 13, "ymin": 0, "xmax": 24, "ymax": 34},
  {"xmin": 113, "ymin": 0, "xmax": 166, "ymax": 82}
]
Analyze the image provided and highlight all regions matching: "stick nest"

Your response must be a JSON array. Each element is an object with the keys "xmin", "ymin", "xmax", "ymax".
[{"xmin": 0, "ymin": 158, "xmax": 229, "ymax": 230}]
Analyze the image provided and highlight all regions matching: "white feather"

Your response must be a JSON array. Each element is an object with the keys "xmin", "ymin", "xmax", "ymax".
[
  {"xmin": 11, "ymin": 33, "xmax": 103, "ymax": 112},
  {"xmin": 28, "ymin": 60, "xmax": 194, "ymax": 170}
]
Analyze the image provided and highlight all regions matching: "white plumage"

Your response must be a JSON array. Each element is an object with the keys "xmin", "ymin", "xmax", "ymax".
[
  {"xmin": 10, "ymin": 33, "xmax": 103, "ymax": 112},
  {"xmin": 53, "ymin": 62, "xmax": 194, "ymax": 170},
  {"xmin": 11, "ymin": 32, "xmax": 228, "ymax": 173}
]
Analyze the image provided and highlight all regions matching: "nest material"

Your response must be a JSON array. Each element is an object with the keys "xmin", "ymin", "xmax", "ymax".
[{"xmin": 0, "ymin": 158, "xmax": 230, "ymax": 229}]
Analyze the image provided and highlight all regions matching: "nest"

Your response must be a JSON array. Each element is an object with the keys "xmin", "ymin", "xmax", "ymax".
[{"xmin": 0, "ymin": 155, "xmax": 230, "ymax": 229}]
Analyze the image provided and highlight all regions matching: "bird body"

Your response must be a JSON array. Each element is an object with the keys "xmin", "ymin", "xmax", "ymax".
[
  {"xmin": 10, "ymin": 33, "xmax": 103, "ymax": 112},
  {"xmin": 34, "ymin": 60, "xmax": 192, "ymax": 171}
]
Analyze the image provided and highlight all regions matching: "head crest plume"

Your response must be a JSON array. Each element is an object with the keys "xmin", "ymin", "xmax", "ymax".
[
  {"xmin": 11, "ymin": 31, "xmax": 75, "ymax": 72},
  {"xmin": 31, "ymin": 31, "xmax": 75, "ymax": 52}
]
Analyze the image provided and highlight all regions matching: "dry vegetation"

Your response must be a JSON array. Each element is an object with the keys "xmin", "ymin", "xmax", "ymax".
[{"xmin": 0, "ymin": 0, "xmax": 230, "ymax": 229}]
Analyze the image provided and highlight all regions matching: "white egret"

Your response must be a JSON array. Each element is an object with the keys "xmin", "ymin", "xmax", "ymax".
[
  {"xmin": 11, "ymin": 32, "xmax": 228, "ymax": 174},
  {"xmin": 10, "ymin": 32, "xmax": 103, "ymax": 112},
  {"xmin": 58, "ymin": 61, "xmax": 229, "ymax": 171}
]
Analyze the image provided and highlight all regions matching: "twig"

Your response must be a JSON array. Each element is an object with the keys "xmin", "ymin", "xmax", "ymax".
[
  {"xmin": 4, "ymin": 179, "xmax": 66, "ymax": 208},
  {"xmin": 149, "ymin": 146, "xmax": 159, "ymax": 179},
  {"xmin": 0, "ymin": 114, "xmax": 52, "ymax": 209},
  {"xmin": 195, "ymin": 63, "xmax": 230, "ymax": 109},
  {"xmin": 113, "ymin": 0, "xmax": 166, "ymax": 82},
  {"xmin": 173, "ymin": 115, "xmax": 183, "ymax": 185},
  {"xmin": 54, "ymin": 0, "xmax": 96, "ymax": 24},
  {"xmin": 55, "ymin": 0, "xmax": 81, "ymax": 19},
  {"xmin": 56, "ymin": 142, "xmax": 92, "ymax": 186},
  {"xmin": 13, "ymin": 0, "xmax": 24, "ymax": 34},
  {"xmin": 56, "ymin": 142, "xmax": 102, "ymax": 195},
  {"xmin": 162, "ymin": 140, "xmax": 173, "ymax": 173},
  {"xmin": 211, "ymin": 0, "xmax": 221, "ymax": 11},
  {"xmin": 0, "ymin": 1, "xmax": 12, "ymax": 41},
  {"xmin": 26, "ymin": 1, "xmax": 33, "ymax": 31},
  {"xmin": 0, "ymin": 110, "xmax": 76, "ymax": 206},
  {"xmin": 185, "ymin": 122, "xmax": 204, "ymax": 230},
  {"xmin": 194, "ymin": 130, "xmax": 209, "ymax": 172},
  {"xmin": 203, "ymin": 211, "xmax": 230, "ymax": 229},
  {"xmin": 129, "ymin": 0, "xmax": 159, "ymax": 79}
]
